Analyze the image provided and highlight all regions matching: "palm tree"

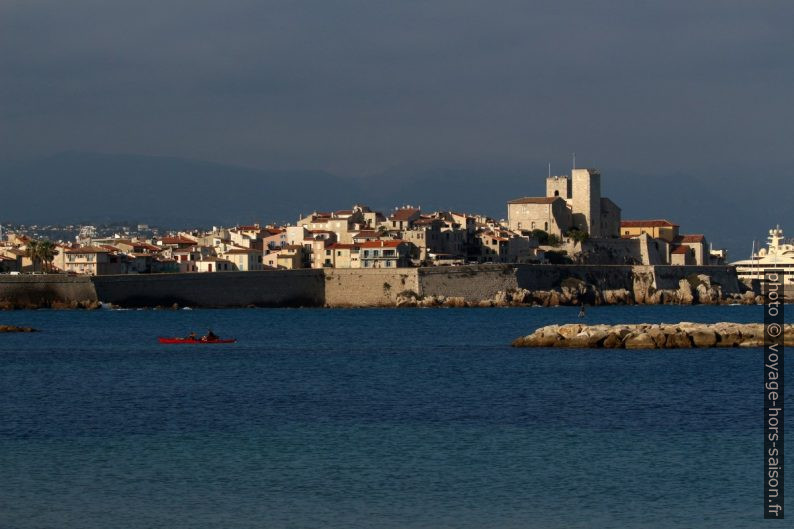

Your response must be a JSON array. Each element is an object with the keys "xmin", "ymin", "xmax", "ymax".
[
  {"xmin": 37, "ymin": 240, "xmax": 58, "ymax": 273},
  {"xmin": 24, "ymin": 240, "xmax": 41, "ymax": 272},
  {"xmin": 24, "ymin": 239, "xmax": 59, "ymax": 273}
]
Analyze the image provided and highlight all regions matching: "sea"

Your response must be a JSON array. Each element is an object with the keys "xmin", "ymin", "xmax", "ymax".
[{"xmin": 0, "ymin": 305, "xmax": 790, "ymax": 529}]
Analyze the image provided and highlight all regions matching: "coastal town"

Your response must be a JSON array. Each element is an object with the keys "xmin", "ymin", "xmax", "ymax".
[{"xmin": 0, "ymin": 168, "xmax": 727, "ymax": 276}]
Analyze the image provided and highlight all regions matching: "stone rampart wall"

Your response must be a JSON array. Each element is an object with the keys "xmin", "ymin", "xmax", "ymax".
[
  {"xmin": 0, "ymin": 275, "xmax": 97, "ymax": 308},
  {"xmin": 92, "ymin": 270, "xmax": 324, "ymax": 307},
  {"xmin": 323, "ymin": 269, "xmax": 420, "ymax": 307},
  {"xmin": 0, "ymin": 264, "xmax": 756, "ymax": 308}
]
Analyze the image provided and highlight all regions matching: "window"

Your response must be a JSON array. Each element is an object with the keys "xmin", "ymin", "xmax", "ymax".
[
  {"xmin": 337, "ymin": 251, "xmax": 342, "ymax": 256},
  {"xmin": 385, "ymin": 260, "xmax": 392, "ymax": 267},
  {"xmin": 326, "ymin": 250, "xmax": 331, "ymax": 256},
  {"xmin": 544, "ymin": 222, "xmax": 548, "ymax": 231}
]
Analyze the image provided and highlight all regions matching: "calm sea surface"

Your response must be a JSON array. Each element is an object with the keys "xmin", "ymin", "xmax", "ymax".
[{"xmin": 0, "ymin": 305, "xmax": 790, "ymax": 529}]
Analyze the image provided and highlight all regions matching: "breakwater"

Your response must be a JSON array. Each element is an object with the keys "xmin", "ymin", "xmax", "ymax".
[
  {"xmin": 0, "ymin": 264, "xmax": 759, "ymax": 309},
  {"xmin": 512, "ymin": 322, "xmax": 794, "ymax": 348}
]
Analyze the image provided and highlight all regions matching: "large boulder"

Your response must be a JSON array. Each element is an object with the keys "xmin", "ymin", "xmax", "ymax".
[
  {"xmin": 564, "ymin": 332, "xmax": 592, "ymax": 348},
  {"xmin": 624, "ymin": 332, "xmax": 657, "ymax": 349},
  {"xmin": 677, "ymin": 279, "xmax": 695, "ymax": 305},
  {"xmin": 665, "ymin": 332, "xmax": 692, "ymax": 348},
  {"xmin": 558, "ymin": 324, "xmax": 584, "ymax": 340},
  {"xmin": 690, "ymin": 329, "xmax": 717, "ymax": 347}
]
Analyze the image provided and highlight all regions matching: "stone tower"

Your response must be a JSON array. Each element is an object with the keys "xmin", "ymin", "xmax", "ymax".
[
  {"xmin": 545, "ymin": 175, "xmax": 571, "ymax": 199},
  {"xmin": 571, "ymin": 168, "xmax": 601, "ymax": 237}
]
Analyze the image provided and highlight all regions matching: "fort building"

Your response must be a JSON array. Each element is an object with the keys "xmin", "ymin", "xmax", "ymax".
[{"xmin": 508, "ymin": 168, "xmax": 620, "ymax": 239}]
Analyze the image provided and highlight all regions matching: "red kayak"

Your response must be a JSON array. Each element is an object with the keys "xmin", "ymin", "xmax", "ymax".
[{"xmin": 158, "ymin": 337, "xmax": 237, "ymax": 344}]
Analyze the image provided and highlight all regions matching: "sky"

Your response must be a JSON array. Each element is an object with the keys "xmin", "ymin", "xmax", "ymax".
[{"xmin": 1, "ymin": 0, "xmax": 793, "ymax": 254}]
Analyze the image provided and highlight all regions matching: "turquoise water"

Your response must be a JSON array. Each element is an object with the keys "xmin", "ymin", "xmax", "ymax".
[{"xmin": 0, "ymin": 305, "xmax": 789, "ymax": 528}]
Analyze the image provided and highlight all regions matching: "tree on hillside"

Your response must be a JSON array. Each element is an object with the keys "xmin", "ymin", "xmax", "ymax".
[
  {"xmin": 530, "ymin": 229, "xmax": 549, "ymax": 245},
  {"xmin": 566, "ymin": 228, "xmax": 589, "ymax": 244}
]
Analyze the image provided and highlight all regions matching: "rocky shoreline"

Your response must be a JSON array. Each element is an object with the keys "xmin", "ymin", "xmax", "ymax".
[
  {"xmin": 512, "ymin": 322, "xmax": 794, "ymax": 349},
  {"xmin": 0, "ymin": 325, "xmax": 37, "ymax": 332},
  {"xmin": 0, "ymin": 269, "xmax": 761, "ymax": 309},
  {"xmin": 395, "ymin": 273, "xmax": 760, "ymax": 307}
]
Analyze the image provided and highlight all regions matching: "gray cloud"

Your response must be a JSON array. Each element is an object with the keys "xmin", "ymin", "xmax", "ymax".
[{"xmin": 2, "ymin": 0, "xmax": 793, "ymax": 177}]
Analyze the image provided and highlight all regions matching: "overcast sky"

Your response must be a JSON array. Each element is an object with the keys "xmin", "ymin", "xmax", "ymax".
[{"xmin": 2, "ymin": 0, "xmax": 793, "ymax": 177}]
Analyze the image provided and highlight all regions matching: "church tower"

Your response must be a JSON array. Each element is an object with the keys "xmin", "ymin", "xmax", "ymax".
[{"xmin": 545, "ymin": 175, "xmax": 571, "ymax": 199}]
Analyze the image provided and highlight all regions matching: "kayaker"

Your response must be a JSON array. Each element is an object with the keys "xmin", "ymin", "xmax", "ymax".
[
  {"xmin": 202, "ymin": 329, "xmax": 219, "ymax": 342},
  {"xmin": 578, "ymin": 303, "xmax": 586, "ymax": 318}
]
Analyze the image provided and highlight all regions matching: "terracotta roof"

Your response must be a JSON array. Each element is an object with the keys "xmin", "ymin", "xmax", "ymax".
[
  {"xmin": 327, "ymin": 243, "xmax": 359, "ymax": 250},
  {"xmin": 352, "ymin": 230, "xmax": 381, "ymax": 238},
  {"xmin": 132, "ymin": 242, "xmax": 162, "ymax": 252},
  {"xmin": 237, "ymin": 225, "xmax": 261, "ymax": 231},
  {"xmin": 620, "ymin": 219, "xmax": 678, "ymax": 228},
  {"xmin": 359, "ymin": 240, "xmax": 405, "ymax": 248},
  {"xmin": 224, "ymin": 248, "xmax": 260, "ymax": 254},
  {"xmin": 671, "ymin": 246, "xmax": 691, "ymax": 255},
  {"xmin": 390, "ymin": 208, "xmax": 420, "ymax": 221},
  {"xmin": 412, "ymin": 218, "xmax": 440, "ymax": 226},
  {"xmin": 172, "ymin": 246, "xmax": 200, "ymax": 253},
  {"xmin": 507, "ymin": 197, "xmax": 561, "ymax": 205},
  {"xmin": 160, "ymin": 236, "xmax": 197, "ymax": 245},
  {"xmin": 264, "ymin": 228, "xmax": 285, "ymax": 235},
  {"xmin": 678, "ymin": 234, "xmax": 705, "ymax": 243},
  {"xmin": 65, "ymin": 246, "xmax": 109, "ymax": 254}
]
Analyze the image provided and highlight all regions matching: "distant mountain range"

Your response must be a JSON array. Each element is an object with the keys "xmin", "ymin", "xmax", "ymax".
[{"xmin": 1, "ymin": 151, "xmax": 790, "ymax": 260}]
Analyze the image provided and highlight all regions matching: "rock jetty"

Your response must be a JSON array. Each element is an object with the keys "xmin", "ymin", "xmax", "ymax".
[
  {"xmin": 0, "ymin": 325, "xmax": 37, "ymax": 333},
  {"xmin": 512, "ymin": 322, "xmax": 794, "ymax": 348}
]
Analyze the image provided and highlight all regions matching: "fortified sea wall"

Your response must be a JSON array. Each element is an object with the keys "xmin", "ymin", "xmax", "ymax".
[
  {"xmin": 0, "ymin": 275, "xmax": 97, "ymax": 309},
  {"xmin": 0, "ymin": 264, "xmax": 761, "ymax": 309},
  {"xmin": 324, "ymin": 269, "xmax": 420, "ymax": 307},
  {"xmin": 93, "ymin": 270, "xmax": 325, "ymax": 308}
]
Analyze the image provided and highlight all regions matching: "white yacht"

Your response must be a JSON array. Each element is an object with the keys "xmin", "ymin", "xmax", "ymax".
[{"xmin": 731, "ymin": 227, "xmax": 794, "ymax": 293}]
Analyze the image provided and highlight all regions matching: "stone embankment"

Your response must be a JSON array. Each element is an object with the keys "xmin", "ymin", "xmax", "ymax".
[
  {"xmin": 0, "ymin": 265, "xmax": 760, "ymax": 309},
  {"xmin": 0, "ymin": 325, "xmax": 37, "ymax": 332},
  {"xmin": 512, "ymin": 322, "xmax": 794, "ymax": 349},
  {"xmin": 396, "ymin": 272, "xmax": 759, "ymax": 308}
]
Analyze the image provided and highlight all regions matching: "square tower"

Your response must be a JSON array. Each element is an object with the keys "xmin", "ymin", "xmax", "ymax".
[
  {"xmin": 545, "ymin": 175, "xmax": 571, "ymax": 199},
  {"xmin": 571, "ymin": 168, "xmax": 601, "ymax": 237}
]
